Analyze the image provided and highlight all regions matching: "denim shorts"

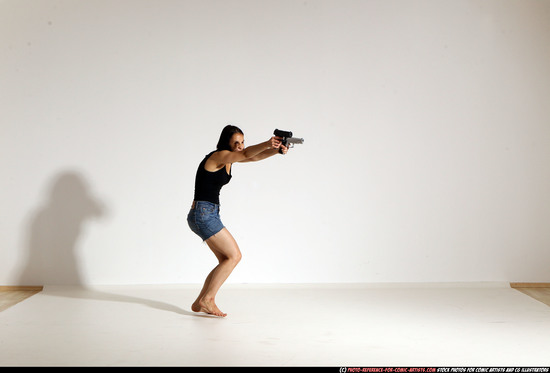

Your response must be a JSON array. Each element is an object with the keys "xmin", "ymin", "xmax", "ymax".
[{"xmin": 187, "ymin": 201, "xmax": 225, "ymax": 241}]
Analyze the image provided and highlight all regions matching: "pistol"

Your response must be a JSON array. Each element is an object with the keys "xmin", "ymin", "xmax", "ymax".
[{"xmin": 273, "ymin": 129, "xmax": 304, "ymax": 154}]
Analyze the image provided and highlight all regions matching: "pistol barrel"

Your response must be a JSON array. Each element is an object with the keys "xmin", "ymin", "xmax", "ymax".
[{"xmin": 287, "ymin": 137, "xmax": 304, "ymax": 144}]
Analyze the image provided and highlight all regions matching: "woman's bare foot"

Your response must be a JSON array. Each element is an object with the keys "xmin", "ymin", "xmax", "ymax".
[{"xmin": 192, "ymin": 298, "xmax": 227, "ymax": 317}]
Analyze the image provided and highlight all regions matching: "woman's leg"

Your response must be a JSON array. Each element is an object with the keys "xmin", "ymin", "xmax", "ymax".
[{"xmin": 192, "ymin": 228, "xmax": 241, "ymax": 317}]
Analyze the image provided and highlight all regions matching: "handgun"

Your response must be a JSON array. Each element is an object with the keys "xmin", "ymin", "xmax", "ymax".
[{"xmin": 273, "ymin": 129, "xmax": 304, "ymax": 154}]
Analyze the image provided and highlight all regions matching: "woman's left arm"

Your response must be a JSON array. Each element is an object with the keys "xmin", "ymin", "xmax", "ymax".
[{"xmin": 239, "ymin": 145, "xmax": 288, "ymax": 162}]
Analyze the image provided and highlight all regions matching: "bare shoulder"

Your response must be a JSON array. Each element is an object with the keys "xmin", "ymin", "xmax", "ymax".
[
  {"xmin": 204, "ymin": 151, "xmax": 226, "ymax": 172},
  {"xmin": 205, "ymin": 150, "xmax": 242, "ymax": 171}
]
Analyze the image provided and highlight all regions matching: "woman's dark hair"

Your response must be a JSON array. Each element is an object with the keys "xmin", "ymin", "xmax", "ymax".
[{"xmin": 216, "ymin": 125, "xmax": 244, "ymax": 151}]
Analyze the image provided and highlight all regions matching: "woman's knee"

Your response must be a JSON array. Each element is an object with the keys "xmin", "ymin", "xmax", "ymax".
[
  {"xmin": 207, "ymin": 230, "xmax": 242, "ymax": 264},
  {"xmin": 219, "ymin": 251, "xmax": 240, "ymax": 268},
  {"xmin": 223, "ymin": 248, "xmax": 241, "ymax": 266},
  {"xmin": 231, "ymin": 250, "xmax": 242, "ymax": 265}
]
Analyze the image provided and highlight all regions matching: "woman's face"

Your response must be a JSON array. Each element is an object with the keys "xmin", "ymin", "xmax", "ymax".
[{"xmin": 229, "ymin": 133, "xmax": 244, "ymax": 152}]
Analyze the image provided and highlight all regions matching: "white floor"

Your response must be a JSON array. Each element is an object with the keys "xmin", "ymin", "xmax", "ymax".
[{"xmin": 1, "ymin": 283, "xmax": 550, "ymax": 367}]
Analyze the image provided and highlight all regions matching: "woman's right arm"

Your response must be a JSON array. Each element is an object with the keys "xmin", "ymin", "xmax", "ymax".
[{"xmin": 207, "ymin": 137, "xmax": 281, "ymax": 169}]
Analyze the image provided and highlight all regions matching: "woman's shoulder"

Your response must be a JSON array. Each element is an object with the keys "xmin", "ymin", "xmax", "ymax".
[
  {"xmin": 202, "ymin": 150, "xmax": 219, "ymax": 161},
  {"xmin": 204, "ymin": 150, "xmax": 233, "ymax": 172},
  {"xmin": 206, "ymin": 149, "xmax": 232, "ymax": 161}
]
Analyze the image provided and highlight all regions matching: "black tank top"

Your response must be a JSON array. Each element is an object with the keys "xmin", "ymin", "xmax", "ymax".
[{"xmin": 193, "ymin": 151, "xmax": 232, "ymax": 205}]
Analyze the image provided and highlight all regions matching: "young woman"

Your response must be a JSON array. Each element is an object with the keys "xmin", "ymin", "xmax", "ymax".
[{"xmin": 187, "ymin": 125, "xmax": 288, "ymax": 317}]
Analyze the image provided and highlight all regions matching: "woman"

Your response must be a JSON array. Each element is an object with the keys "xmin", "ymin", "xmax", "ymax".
[{"xmin": 187, "ymin": 125, "xmax": 288, "ymax": 317}]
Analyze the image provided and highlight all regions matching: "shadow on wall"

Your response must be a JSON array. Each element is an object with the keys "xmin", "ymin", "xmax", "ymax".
[
  {"xmin": 15, "ymin": 171, "xmax": 203, "ymax": 317},
  {"xmin": 15, "ymin": 171, "xmax": 205, "ymax": 317},
  {"xmin": 18, "ymin": 171, "xmax": 106, "ymax": 286}
]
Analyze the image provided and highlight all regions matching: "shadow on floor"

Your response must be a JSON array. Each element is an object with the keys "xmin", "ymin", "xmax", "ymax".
[{"xmin": 44, "ymin": 286, "xmax": 219, "ymax": 318}]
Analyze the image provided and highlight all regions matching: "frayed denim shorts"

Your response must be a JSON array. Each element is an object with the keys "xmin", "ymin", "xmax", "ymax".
[{"xmin": 187, "ymin": 201, "xmax": 225, "ymax": 241}]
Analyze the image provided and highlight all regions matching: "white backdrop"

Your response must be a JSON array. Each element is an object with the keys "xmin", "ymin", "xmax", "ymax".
[{"xmin": 2, "ymin": 0, "xmax": 550, "ymax": 285}]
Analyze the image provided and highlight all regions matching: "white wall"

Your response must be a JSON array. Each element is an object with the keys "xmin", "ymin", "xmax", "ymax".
[{"xmin": 2, "ymin": 0, "xmax": 550, "ymax": 285}]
